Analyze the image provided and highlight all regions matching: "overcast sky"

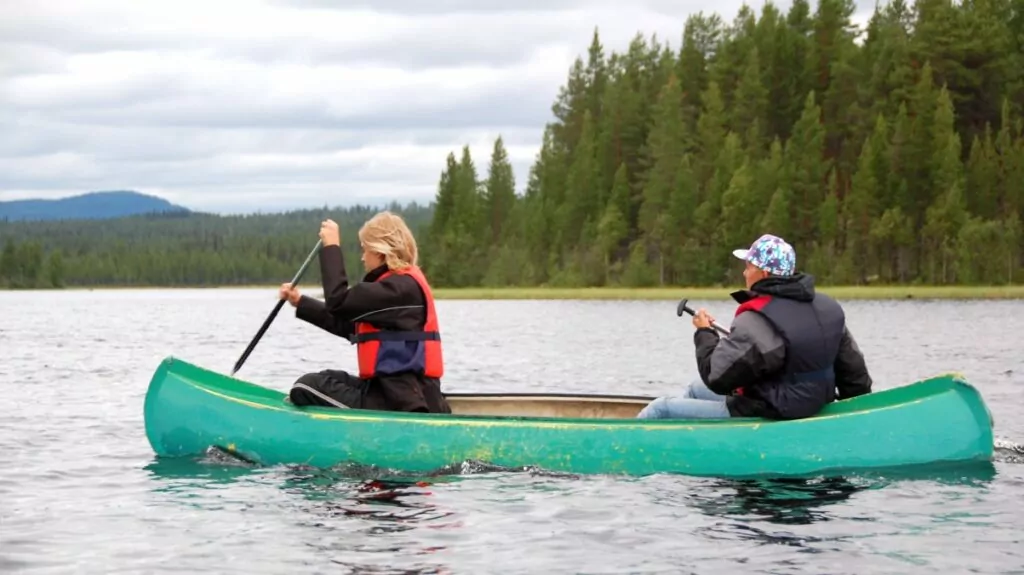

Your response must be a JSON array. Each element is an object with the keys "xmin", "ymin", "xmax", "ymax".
[{"xmin": 0, "ymin": 0, "xmax": 875, "ymax": 214}]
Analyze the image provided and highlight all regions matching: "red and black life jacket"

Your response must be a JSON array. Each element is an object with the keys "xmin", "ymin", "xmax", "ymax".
[
  {"xmin": 731, "ymin": 292, "xmax": 845, "ymax": 419},
  {"xmin": 353, "ymin": 265, "xmax": 444, "ymax": 379}
]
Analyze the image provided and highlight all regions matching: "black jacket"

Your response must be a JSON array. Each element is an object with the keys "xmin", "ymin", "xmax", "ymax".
[
  {"xmin": 694, "ymin": 273, "xmax": 873, "ymax": 418},
  {"xmin": 294, "ymin": 245, "xmax": 451, "ymax": 414}
]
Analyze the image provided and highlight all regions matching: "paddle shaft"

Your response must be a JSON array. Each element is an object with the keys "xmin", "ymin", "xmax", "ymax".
[
  {"xmin": 676, "ymin": 298, "xmax": 730, "ymax": 336},
  {"xmin": 231, "ymin": 239, "xmax": 323, "ymax": 376}
]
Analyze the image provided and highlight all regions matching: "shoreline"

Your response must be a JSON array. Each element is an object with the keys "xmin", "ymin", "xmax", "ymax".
[{"xmin": 3, "ymin": 285, "xmax": 1023, "ymax": 300}]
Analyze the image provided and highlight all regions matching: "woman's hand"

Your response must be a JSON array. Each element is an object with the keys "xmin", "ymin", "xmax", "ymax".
[
  {"xmin": 319, "ymin": 219, "xmax": 340, "ymax": 247},
  {"xmin": 279, "ymin": 283, "xmax": 301, "ymax": 307}
]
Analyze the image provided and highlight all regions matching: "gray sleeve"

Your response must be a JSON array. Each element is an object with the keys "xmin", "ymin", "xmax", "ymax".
[
  {"xmin": 834, "ymin": 327, "xmax": 873, "ymax": 398},
  {"xmin": 702, "ymin": 312, "xmax": 787, "ymax": 395}
]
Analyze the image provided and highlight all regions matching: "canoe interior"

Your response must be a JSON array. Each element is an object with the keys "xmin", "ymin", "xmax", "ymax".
[{"xmin": 444, "ymin": 392, "xmax": 655, "ymax": 419}]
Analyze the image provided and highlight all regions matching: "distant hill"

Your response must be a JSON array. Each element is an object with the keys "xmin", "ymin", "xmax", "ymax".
[{"xmin": 0, "ymin": 190, "xmax": 191, "ymax": 222}]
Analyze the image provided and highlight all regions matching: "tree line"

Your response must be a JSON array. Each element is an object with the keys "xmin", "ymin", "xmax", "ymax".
[
  {"xmin": 424, "ymin": 0, "xmax": 1023, "ymax": 287},
  {"xmin": 2, "ymin": 0, "xmax": 1022, "ymax": 289},
  {"xmin": 0, "ymin": 204, "xmax": 433, "ymax": 288}
]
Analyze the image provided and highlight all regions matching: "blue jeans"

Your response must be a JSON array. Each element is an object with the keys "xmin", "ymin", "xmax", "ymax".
[{"xmin": 636, "ymin": 378, "xmax": 731, "ymax": 419}]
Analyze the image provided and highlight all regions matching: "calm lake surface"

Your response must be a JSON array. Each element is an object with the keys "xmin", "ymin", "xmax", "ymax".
[{"xmin": 1, "ymin": 289, "xmax": 1022, "ymax": 574}]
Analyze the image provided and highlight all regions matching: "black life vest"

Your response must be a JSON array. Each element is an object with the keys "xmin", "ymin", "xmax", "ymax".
[{"xmin": 734, "ymin": 292, "xmax": 846, "ymax": 419}]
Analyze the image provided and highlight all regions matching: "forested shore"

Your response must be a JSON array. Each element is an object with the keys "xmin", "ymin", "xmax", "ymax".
[
  {"xmin": 0, "ymin": 204, "xmax": 433, "ymax": 288},
  {"xmin": 423, "ymin": 0, "xmax": 1023, "ymax": 288},
  {"xmin": 2, "ymin": 0, "xmax": 1022, "ymax": 290}
]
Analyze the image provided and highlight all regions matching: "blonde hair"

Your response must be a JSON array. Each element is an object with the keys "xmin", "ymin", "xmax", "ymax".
[{"xmin": 358, "ymin": 211, "xmax": 418, "ymax": 270}]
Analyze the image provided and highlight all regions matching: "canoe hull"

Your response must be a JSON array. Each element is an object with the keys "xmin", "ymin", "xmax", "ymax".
[{"xmin": 143, "ymin": 357, "xmax": 994, "ymax": 477}]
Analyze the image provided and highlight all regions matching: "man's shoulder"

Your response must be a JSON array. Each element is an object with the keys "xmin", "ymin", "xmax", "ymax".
[
  {"xmin": 731, "ymin": 308, "xmax": 776, "ymax": 334},
  {"xmin": 729, "ymin": 304, "xmax": 786, "ymax": 354},
  {"xmin": 809, "ymin": 290, "xmax": 847, "ymax": 321}
]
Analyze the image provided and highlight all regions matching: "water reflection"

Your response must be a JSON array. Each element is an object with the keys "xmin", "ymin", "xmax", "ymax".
[
  {"xmin": 280, "ymin": 466, "xmax": 458, "ymax": 575},
  {"xmin": 705, "ymin": 476, "xmax": 866, "ymax": 526},
  {"xmin": 282, "ymin": 466, "xmax": 456, "ymax": 527},
  {"xmin": 324, "ymin": 564, "xmax": 450, "ymax": 575},
  {"xmin": 683, "ymin": 461, "xmax": 998, "ymax": 549},
  {"xmin": 681, "ymin": 475, "xmax": 866, "ymax": 551},
  {"xmin": 144, "ymin": 451, "xmax": 460, "ymax": 527},
  {"xmin": 143, "ymin": 448, "xmax": 261, "ymax": 492},
  {"xmin": 145, "ymin": 453, "xmax": 459, "ymax": 573},
  {"xmin": 692, "ymin": 462, "xmax": 997, "ymax": 522}
]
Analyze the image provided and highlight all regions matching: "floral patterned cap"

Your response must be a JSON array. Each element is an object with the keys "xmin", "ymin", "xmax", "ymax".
[{"xmin": 731, "ymin": 234, "xmax": 796, "ymax": 276}]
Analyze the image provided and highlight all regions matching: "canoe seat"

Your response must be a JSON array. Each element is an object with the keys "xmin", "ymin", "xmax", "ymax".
[{"xmin": 444, "ymin": 393, "xmax": 653, "ymax": 419}]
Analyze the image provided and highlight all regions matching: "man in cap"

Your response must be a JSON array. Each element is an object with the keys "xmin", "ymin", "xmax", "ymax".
[{"xmin": 637, "ymin": 233, "xmax": 873, "ymax": 420}]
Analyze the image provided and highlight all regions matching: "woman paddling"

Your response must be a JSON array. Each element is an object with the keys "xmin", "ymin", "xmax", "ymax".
[{"xmin": 278, "ymin": 211, "xmax": 451, "ymax": 414}]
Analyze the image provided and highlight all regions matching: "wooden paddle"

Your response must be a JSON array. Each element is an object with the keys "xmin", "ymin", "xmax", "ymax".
[
  {"xmin": 231, "ymin": 239, "xmax": 323, "ymax": 376},
  {"xmin": 676, "ymin": 298, "xmax": 731, "ymax": 336}
]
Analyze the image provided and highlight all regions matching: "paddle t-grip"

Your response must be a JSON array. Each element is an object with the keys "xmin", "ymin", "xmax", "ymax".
[
  {"xmin": 676, "ymin": 298, "xmax": 695, "ymax": 317},
  {"xmin": 675, "ymin": 298, "xmax": 730, "ymax": 336}
]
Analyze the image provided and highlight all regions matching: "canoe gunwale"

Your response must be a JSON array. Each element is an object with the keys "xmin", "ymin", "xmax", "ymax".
[
  {"xmin": 444, "ymin": 391, "xmax": 656, "ymax": 402},
  {"xmin": 149, "ymin": 355, "xmax": 990, "ymax": 427}
]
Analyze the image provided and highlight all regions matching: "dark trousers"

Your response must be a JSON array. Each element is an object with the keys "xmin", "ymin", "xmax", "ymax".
[
  {"xmin": 290, "ymin": 370, "xmax": 369, "ymax": 409},
  {"xmin": 289, "ymin": 370, "xmax": 448, "ymax": 413}
]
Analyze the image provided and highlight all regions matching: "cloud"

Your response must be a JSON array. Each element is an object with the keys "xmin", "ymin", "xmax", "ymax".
[{"xmin": 0, "ymin": 0, "xmax": 880, "ymax": 214}]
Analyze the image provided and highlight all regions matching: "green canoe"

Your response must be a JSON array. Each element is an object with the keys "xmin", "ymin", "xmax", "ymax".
[{"xmin": 143, "ymin": 356, "xmax": 995, "ymax": 478}]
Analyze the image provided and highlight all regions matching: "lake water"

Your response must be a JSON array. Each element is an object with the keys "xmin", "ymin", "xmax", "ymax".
[{"xmin": 1, "ymin": 289, "xmax": 1022, "ymax": 574}]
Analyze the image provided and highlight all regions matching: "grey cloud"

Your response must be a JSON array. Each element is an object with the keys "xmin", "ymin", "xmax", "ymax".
[
  {"xmin": 272, "ymin": 0, "xmax": 598, "ymax": 14},
  {"xmin": 0, "ymin": 144, "xmax": 537, "ymax": 215},
  {"xmin": 212, "ymin": 17, "xmax": 571, "ymax": 69},
  {"xmin": 1, "ymin": 0, "xmax": 882, "ymax": 215},
  {"xmin": 271, "ymin": 0, "xmax": 877, "ymax": 22},
  {"xmin": 1, "ymin": 153, "xmax": 407, "ymax": 194},
  {"xmin": 79, "ymin": 88, "xmax": 553, "ymax": 131},
  {"xmin": 0, "ymin": 109, "xmax": 539, "ymax": 162},
  {"xmin": 0, "ymin": 20, "xmax": 197, "ymax": 59},
  {"xmin": 0, "ymin": 117, "xmax": 86, "ymax": 158},
  {"xmin": 166, "ymin": 152, "xmax": 537, "ymax": 214},
  {"xmin": 1, "ymin": 24, "xmax": 552, "ymax": 73},
  {"xmin": 0, "ymin": 43, "xmax": 69, "ymax": 78},
  {"xmin": 273, "ymin": 0, "xmax": 722, "ymax": 15},
  {"xmin": 2, "ymin": 2, "xmax": 689, "ymax": 73},
  {"xmin": 0, "ymin": 92, "xmax": 541, "ymax": 208},
  {"xmin": 0, "ymin": 143, "xmax": 533, "ymax": 192},
  {"xmin": 2, "ymin": 6, "xmax": 577, "ymax": 71},
  {"xmin": 6, "ymin": 63, "xmax": 559, "ymax": 132},
  {"xmin": 175, "ymin": 184, "xmax": 440, "ymax": 214},
  {"xmin": 278, "ymin": 0, "xmax": 889, "ymax": 25}
]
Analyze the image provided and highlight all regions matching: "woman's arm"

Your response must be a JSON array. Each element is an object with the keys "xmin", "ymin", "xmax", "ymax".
[
  {"xmin": 295, "ymin": 295, "xmax": 355, "ymax": 339},
  {"xmin": 319, "ymin": 245, "xmax": 411, "ymax": 320}
]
